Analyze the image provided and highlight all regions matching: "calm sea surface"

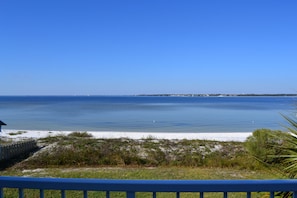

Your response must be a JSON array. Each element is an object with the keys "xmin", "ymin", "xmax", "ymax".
[{"xmin": 0, "ymin": 96, "xmax": 296, "ymax": 132}]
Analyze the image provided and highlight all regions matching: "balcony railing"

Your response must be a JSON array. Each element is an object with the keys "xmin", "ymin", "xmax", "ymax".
[{"xmin": 1, "ymin": 176, "xmax": 297, "ymax": 198}]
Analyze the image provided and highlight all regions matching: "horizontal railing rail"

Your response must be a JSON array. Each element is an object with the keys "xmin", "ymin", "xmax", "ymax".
[{"xmin": 1, "ymin": 176, "xmax": 297, "ymax": 198}]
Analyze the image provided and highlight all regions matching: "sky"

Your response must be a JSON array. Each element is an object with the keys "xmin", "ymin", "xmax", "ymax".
[{"xmin": 0, "ymin": 0, "xmax": 296, "ymax": 95}]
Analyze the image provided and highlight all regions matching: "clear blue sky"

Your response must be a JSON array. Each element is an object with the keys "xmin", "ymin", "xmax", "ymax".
[{"xmin": 0, "ymin": 0, "xmax": 296, "ymax": 95}]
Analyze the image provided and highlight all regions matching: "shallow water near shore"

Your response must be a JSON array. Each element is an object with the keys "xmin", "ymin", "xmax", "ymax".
[{"xmin": 0, "ymin": 96, "xmax": 296, "ymax": 132}]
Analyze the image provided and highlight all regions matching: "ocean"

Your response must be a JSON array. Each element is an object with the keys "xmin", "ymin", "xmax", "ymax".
[{"xmin": 0, "ymin": 96, "xmax": 296, "ymax": 133}]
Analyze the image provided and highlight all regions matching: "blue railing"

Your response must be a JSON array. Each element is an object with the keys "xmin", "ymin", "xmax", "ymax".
[{"xmin": 1, "ymin": 176, "xmax": 297, "ymax": 198}]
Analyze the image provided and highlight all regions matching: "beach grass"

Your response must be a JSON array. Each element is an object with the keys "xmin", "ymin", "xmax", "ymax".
[
  {"xmin": 8, "ymin": 132, "xmax": 263, "ymax": 170},
  {"xmin": 2, "ymin": 166, "xmax": 283, "ymax": 180},
  {"xmin": 0, "ymin": 131, "xmax": 286, "ymax": 198}
]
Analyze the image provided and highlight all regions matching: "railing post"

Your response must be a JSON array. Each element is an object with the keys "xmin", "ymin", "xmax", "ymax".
[
  {"xmin": 153, "ymin": 192, "xmax": 157, "ymax": 198},
  {"xmin": 223, "ymin": 192, "xmax": 227, "ymax": 198},
  {"xmin": 293, "ymin": 191, "xmax": 297, "ymax": 198},
  {"xmin": 200, "ymin": 192, "xmax": 204, "ymax": 198},
  {"xmin": 40, "ymin": 189, "xmax": 44, "ymax": 198},
  {"xmin": 83, "ymin": 190, "xmax": 88, "ymax": 198},
  {"xmin": 0, "ymin": 188, "xmax": 3, "ymax": 198},
  {"xmin": 106, "ymin": 191, "xmax": 110, "ymax": 198},
  {"xmin": 18, "ymin": 188, "xmax": 24, "ymax": 198},
  {"xmin": 61, "ymin": 190, "xmax": 65, "ymax": 198},
  {"xmin": 270, "ymin": 192, "xmax": 274, "ymax": 198},
  {"xmin": 246, "ymin": 192, "xmax": 251, "ymax": 198},
  {"xmin": 126, "ymin": 191, "xmax": 135, "ymax": 198},
  {"xmin": 176, "ymin": 192, "xmax": 180, "ymax": 198}
]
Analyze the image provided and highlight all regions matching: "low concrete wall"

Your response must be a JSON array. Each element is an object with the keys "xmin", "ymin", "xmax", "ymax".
[{"xmin": 0, "ymin": 140, "xmax": 37, "ymax": 161}]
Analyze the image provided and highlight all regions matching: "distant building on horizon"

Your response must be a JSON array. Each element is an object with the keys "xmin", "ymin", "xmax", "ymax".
[{"xmin": 0, "ymin": 120, "xmax": 6, "ymax": 132}]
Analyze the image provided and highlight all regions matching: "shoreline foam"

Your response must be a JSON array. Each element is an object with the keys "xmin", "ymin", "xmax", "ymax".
[{"xmin": 0, "ymin": 129, "xmax": 252, "ymax": 142}]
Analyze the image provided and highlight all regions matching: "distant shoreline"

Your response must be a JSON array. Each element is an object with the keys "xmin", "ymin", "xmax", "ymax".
[{"xmin": 138, "ymin": 94, "xmax": 297, "ymax": 97}]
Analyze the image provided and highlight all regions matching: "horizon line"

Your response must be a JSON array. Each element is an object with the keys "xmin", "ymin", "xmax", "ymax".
[{"xmin": 0, "ymin": 93, "xmax": 297, "ymax": 97}]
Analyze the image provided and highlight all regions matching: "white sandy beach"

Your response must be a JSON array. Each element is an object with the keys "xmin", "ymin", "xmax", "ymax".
[{"xmin": 0, "ymin": 129, "xmax": 252, "ymax": 142}]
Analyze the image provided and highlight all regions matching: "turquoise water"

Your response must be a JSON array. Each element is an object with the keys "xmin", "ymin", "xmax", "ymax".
[{"xmin": 0, "ymin": 96, "xmax": 296, "ymax": 132}]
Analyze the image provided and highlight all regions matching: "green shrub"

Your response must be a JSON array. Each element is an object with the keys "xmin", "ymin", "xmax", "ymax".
[
  {"xmin": 16, "ymin": 136, "xmax": 263, "ymax": 169},
  {"xmin": 275, "ymin": 114, "xmax": 297, "ymax": 179},
  {"xmin": 68, "ymin": 132, "xmax": 93, "ymax": 138},
  {"xmin": 244, "ymin": 129, "xmax": 288, "ymax": 164}
]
